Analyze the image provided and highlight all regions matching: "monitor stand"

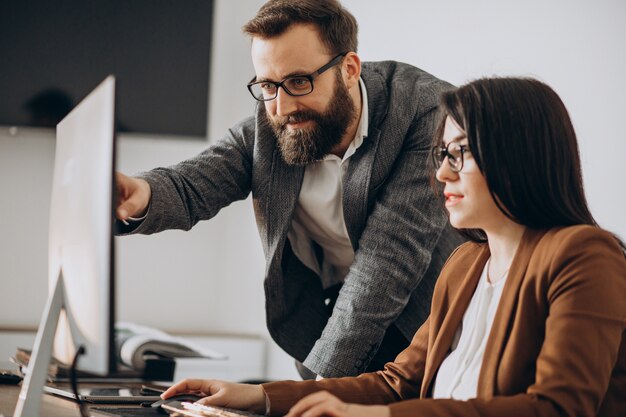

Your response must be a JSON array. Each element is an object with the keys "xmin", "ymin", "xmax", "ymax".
[{"xmin": 14, "ymin": 271, "xmax": 72, "ymax": 417}]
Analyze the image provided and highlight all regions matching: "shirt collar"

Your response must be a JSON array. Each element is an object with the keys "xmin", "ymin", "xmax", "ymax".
[
  {"xmin": 357, "ymin": 77, "xmax": 369, "ymax": 141},
  {"xmin": 331, "ymin": 77, "xmax": 369, "ymax": 162}
]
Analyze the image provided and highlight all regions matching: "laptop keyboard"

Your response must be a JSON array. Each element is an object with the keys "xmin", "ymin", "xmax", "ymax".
[
  {"xmin": 91, "ymin": 407, "xmax": 165, "ymax": 417},
  {"xmin": 92, "ymin": 403, "xmax": 264, "ymax": 417},
  {"xmin": 162, "ymin": 401, "xmax": 264, "ymax": 416}
]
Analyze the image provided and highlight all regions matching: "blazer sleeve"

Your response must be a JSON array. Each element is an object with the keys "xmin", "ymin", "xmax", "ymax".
[
  {"xmin": 124, "ymin": 117, "xmax": 256, "ymax": 235},
  {"xmin": 385, "ymin": 227, "xmax": 626, "ymax": 417},
  {"xmin": 266, "ymin": 227, "xmax": 626, "ymax": 417},
  {"xmin": 302, "ymin": 105, "xmax": 454, "ymax": 377},
  {"xmin": 262, "ymin": 317, "xmax": 431, "ymax": 417}
]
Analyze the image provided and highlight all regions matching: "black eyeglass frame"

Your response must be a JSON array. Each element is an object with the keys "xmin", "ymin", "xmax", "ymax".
[
  {"xmin": 246, "ymin": 52, "xmax": 348, "ymax": 102},
  {"xmin": 431, "ymin": 142, "xmax": 470, "ymax": 173}
]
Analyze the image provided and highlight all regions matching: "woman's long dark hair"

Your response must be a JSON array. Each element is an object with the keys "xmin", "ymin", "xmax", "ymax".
[{"xmin": 434, "ymin": 77, "xmax": 623, "ymax": 249}]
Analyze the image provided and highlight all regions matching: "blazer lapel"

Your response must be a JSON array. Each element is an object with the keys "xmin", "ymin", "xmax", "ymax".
[
  {"xmin": 421, "ymin": 246, "xmax": 491, "ymax": 397},
  {"xmin": 343, "ymin": 66, "xmax": 388, "ymax": 248},
  {"xmin": 266, "ymin": 149, "xmax": 304, "ymax": 256},
  {"xmin": 342, "ymin": 125, "xmax": 380, "ymax": 248},
  {"xmin": 477, "ymin": 228, "xmax": 546, "ymax": 396}
]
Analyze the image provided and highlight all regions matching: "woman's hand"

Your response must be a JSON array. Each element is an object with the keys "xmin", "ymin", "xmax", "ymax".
[
  {"xmin": 285, "ymin": 391, "xmax": 390, "ymax": 417},
  {"xmin": 161, "ymin": 378, "xmax": 266, "ymax": 414}
]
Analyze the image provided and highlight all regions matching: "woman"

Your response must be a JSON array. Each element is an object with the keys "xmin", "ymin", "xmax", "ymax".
[{"xmin": 161, "ymin": 78, "xmax": 626, "ymax": 417}]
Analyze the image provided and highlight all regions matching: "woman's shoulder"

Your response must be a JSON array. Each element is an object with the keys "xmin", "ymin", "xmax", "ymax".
[
  {"xmin": 442, "ymin": 240, "xmax": 487, "ymax": 266},
  {"xmin": 536, "ymin": 224, "xmax": 623, "ymax": 255},
  {"xmin": 434, "ymin": 240, "xmax": 488, "ymax": 288},
  {"xmin": 530, "ymin": 225, "xmax": 625, "ymax": 283},
  {"xmin": 450, "ymin": 239, "xmax": 487, "ymax": 256}
]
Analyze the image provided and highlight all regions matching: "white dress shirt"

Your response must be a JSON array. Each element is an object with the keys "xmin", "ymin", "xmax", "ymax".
[
  {"xmin": 287, "ymin": 78, "xmax": 369, "ymax": 289},
  {"xmin": 432, "ymin": 258, "xmax": 508, "ymax": 400}
]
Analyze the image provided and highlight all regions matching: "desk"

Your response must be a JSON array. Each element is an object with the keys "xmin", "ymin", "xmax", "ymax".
[
  {"xmin": 0, "ymin": 383, "xmax": 267, "ymax": 417},
  {"xmin": 0, "ymin": 383, "xmax": 149, "ymax": 417},
  {"xmin": 2, "ymin": 383, "xmax": 79, "ymax": 416}
]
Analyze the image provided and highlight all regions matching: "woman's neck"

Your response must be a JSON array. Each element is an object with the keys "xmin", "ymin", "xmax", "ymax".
[{"xmin": 484, "ymin": 220, "xmax": 526, "ymax": 283}]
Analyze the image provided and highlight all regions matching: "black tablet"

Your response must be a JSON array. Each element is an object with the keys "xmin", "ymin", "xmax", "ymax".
[{"xmin": 43, "ymin": 385, "xmax": 162, "ymax": 404}]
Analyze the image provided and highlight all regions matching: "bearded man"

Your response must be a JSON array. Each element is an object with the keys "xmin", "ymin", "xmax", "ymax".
[{"xmin": 116, "ymin": 0, "xmax": 463, "ymax": 379}]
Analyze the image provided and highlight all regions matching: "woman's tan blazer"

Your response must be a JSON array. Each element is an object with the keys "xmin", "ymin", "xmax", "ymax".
[{"xmin": 263, "ymin": 225, "xmax": 626, "ymax": 417}]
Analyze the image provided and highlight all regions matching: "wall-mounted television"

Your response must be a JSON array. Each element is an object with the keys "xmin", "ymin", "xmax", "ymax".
[{"xmin": 1, "ymin": 0, "xmax": 214, "ymax": 139}]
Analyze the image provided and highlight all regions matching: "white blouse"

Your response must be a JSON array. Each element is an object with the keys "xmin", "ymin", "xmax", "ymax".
[{"xmin": 432, "ymin": 258, "xmax": 508, "ymax": 400}]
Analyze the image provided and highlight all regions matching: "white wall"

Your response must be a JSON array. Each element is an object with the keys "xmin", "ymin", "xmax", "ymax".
[{"xmin": 1, "ymin": 0, "xmax": 624, "ymax": 381}]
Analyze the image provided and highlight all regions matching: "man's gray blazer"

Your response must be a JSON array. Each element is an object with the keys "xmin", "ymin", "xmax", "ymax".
[{"xmin": 130, "ymin": 61, "xmax": 463, "ymax": 377}]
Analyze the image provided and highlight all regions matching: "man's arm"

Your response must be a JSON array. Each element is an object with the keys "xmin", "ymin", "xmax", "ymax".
[
  {"xmin": 116, "ymin": 172, "xmax": 151, "ymax": 221},
  {"xmin": 303, "ymin": 107, "xmax": 455, "ymax": 377},
  {"xmin": 117, "ymin": 117, "xmax": 256, "ymax": 235}
]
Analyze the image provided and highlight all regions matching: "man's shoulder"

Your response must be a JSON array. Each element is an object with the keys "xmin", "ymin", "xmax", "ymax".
[
  {"xmin": 361, "ymin": 60, "xmax": 454, "ymax": 121},
  {"xmin": 362, "ymin": 60, "xmax": 437, "ymax": 78},
  {"xmin": 362, "ymin": 60, "xmax": 454, "ymax": 95},
  {"xmin": 229, "ymin": 114, "xmax": 257, "ymax": 137},
  {"xmin": 223, "ymin": 113, "xmax": 269, "ymax": 149}
]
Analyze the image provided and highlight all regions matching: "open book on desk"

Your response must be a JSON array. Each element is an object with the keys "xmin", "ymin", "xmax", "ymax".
[
  {"xmin": 12, "ymin": 322, "xmax": 227, "ymax": 381},
  {"xmin": 116, "ymin": 322, "xmax": 227, "ymax": 371},
  {"xmin": 11, "ymin": 349, "xmax": 142, "ymax": 381}
]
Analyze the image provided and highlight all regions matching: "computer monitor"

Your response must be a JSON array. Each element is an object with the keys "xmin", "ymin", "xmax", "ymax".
[{"xmin": 15, "ymin": 76, "xmax": 117, "ymax": 416}]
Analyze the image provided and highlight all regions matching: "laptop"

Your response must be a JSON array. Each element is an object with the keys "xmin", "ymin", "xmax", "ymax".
[
  {"xmin": 43, "ymin": 385, "xmax": 161, "ymax": 404},
  {"xmin": 90, "ymin": 400, "xmax": 265, "ymax": 417}
]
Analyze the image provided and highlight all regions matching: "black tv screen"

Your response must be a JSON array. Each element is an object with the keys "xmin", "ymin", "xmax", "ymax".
[{"xmin": 1, "ymin": 0, "xmax": 213, "ymax": 138}]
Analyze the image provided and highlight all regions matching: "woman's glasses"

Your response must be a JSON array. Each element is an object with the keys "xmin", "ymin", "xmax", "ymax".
[{"xmin": 431, "ymin": 142, "xmax": 469, "ymax": 173}]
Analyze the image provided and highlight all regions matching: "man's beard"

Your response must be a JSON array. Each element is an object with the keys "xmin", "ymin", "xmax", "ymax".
[{"xmin": 267, "ymin": 71, "xmax": 357, "ymax": 166}]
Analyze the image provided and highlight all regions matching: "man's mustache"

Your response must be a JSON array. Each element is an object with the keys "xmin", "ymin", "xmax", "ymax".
[{"xmin": 273, "ymin": 111, "xmax": 321, "ymax": 129}]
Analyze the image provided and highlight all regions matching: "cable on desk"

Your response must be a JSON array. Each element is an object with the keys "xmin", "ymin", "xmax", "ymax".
[{"xmin": 70, "ymin": 346, "xmax": 90, "ymax": 417}]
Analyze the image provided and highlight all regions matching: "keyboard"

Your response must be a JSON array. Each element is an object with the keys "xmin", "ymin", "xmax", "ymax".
[
  {"xmin": 91, "ymin": 408, "xmax": 162, "ymax": 417},
  {"xmin": 162, "ymin": 401, "xmax": 264, "ymax": 416},
  {"xmin": 92, "ymin": 401, "xmax": 264, "ymax": 417}
]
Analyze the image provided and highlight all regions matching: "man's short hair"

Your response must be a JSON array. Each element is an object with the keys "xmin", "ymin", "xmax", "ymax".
[{"xmin": 243, "ymin": 0, "xmax": 358, "ymax": 55}]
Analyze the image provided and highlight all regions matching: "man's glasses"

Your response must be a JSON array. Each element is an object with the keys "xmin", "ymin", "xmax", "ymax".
[
  {"xmin": 247, "ymin": 53, "xmax": 347, "ymax": 102},
  {"xmin": 431, "ymin": 142, "xmax": 469, "ymax": 173}
]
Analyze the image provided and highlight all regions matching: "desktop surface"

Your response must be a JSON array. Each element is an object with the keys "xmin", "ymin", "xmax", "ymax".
[
  {"xmin": 1, "ymin": 383, "xmax": 163, "ymax": 417},
  {"xmin": 0, "ymin": 383, "xmax": 267, "ymax": 417},
  {"xmin": 2, "ymin": 383, "xmax": 85, "ymax": 417}
]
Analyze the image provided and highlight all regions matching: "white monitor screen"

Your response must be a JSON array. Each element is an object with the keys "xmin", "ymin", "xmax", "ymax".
[{"xmin": 49, "ymin": 76, "xmax": 116, "ymax": 374}]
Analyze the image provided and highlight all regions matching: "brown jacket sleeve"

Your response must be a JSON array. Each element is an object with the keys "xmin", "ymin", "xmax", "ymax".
[
  {"xmin": 261, "ymin": 316, "xmax": 430, "ymax": 416},
  {"xmin": 263, "ymin": 226, "xmax": 626, "ymax": 417}
]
